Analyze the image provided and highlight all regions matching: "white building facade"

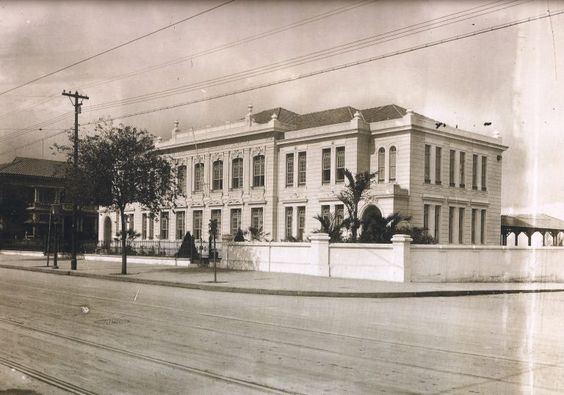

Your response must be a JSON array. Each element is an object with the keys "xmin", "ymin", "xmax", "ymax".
[{"xmin": 98, "ymin": 104, "xmax": 507, "ymax": 246}]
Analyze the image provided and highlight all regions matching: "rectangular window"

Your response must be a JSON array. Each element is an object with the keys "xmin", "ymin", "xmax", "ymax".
[
  {"xmin": 297, "ymin": 206, "xmax": 306, "ymax": 241},
  {"xmin": 449, "ymin": 150, "xmax": 456, "ymax": 187},
  {"xmin": 251, "ymin": 207, "xmax": 263, "ymax": 231},
  {"xmin": 458, "ymin": 207, "xmax": 464, "ymax": 244},
  {"xmin": 424, "ymin": 145, "xmax": 431, "ymax": 183},
  {"xmin": 389, "ymin": 147, "xmax": 397, "ymax": 182},
  {"xmin": 322, "ymin": 148, "xmax": 331, "ymax": 184},
  {"xmin": 286, "ymin": 153, "xmax": 294, "ymax": 187},
  {"xmin": 298, "ymin": 152, "xmax": 307, "ymax": 186},
  {"xmin": 459, "ymin": 152, "xmax": 466, "ymax": 188},
  {"xmin": 335, "ymin": 147, "xmax": 345, "ymax": 183},
  {"xmin": 472, "ymin": 154, "xmax": 478, "ymax": 190},
  {"xmin": 142, "ymin": 213, "xmax": 147, "ymax": 239},
  {"xmin": 285, "ymin": 207, "xmax": 293, "ymax": 240},
  {"xmin": 471, "ymin": 209, "xmax": 477, "ymax": 244},
  {"xmin": 212, "ymin": 161, "xmax": 223, "ymax": 190},
  {"xmin": 193, "ymin": 210, "xmax": 202, "ymax": 240},
  {"xmin": 335, "ymin": 204, "xmax": 344, "ymax": 226},
  {"xmin": 230, "ymin": 209, "xmax": 241, "ymax": 236},
  {"xmin": 194, "ymin": 163, "xmax": 204, "ymax": 192},
  {"xmin": 232, "ymin": 158, "xmax": 243, "ymax": 189},
  {"xmin": 435, "ymin": 147, "xmax": 442, "ymax": 184},
  {"xmin": 481, "ymin": 156, "xmax": 487, "ymax": 191},
  {"xmin": 434, "ymin": 205, "xmax": 440, "ymax": 242},
  {"xmin": 423, "ymin": 204, "xmax": 429, "ymax": 232},
  {"xmin": 321, "ymin": 205, "xmax": 330, "ymax": 221},
  {"xmin": 448, "ymin": 207, "xmax": 454, "ymax": 243},
  {"xmin": 127, "ymin": 214, "xmax": 134, "ymax": 231},
  {"xmin": 149, "ymin": 214, "xmax": 154, "ymax": 240},
  {"xmin": 253, "ymin": 156, "xmax": 265, "ymax": 187},
  {"xmin": 211, "ymin": 209, "xmax": 222, "ymax": 235},
  {"xmin": 481, "ymin": 210, "xmax": 486, "ymax": 244},
  {"xmin": 177, "ymin": 165, "xmax": 187, "ymax": 194},
  {"xmin": 160, "ymin": 212, "xmax": 169, "ymax": 240},
  {"xmin": 176, "ymin": 211, "xmax": 185, "ymax": 240}
]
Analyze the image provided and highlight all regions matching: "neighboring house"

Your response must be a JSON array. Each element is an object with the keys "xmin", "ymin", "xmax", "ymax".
[
  {"xmin": 99, "ymin": 104, "xmax": 507, "ymax": 245},
  {"xmin": 0, "ymin": 157, "xmax": 98, "ymax": 250}
]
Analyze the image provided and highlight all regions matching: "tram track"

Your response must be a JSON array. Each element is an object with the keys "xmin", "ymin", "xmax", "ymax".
[
  {"xmin": 0, "ymin": 317, "xmax": 299, "ymax": 395},
  {"xmin": 0, "ymin": 353, "xmax": 97, "ymax": 395}
]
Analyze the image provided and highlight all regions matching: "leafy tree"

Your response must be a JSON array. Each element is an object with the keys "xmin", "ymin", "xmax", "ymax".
[
  {"xmin": 338, "ymin": 169, "xmax": 376, "ymax": 242},
  {"xmin": 313, "ymin": 213, "xmax": 345, "ymax": 242},
  {"xmin": 57, "ymin": 121, "xmax": 179, "ymax": 274}
]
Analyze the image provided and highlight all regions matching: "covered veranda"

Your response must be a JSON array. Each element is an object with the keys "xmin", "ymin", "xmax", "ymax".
[{"xmin": 501, "ymin": 214, "xmax": 564, "ymax": 247}]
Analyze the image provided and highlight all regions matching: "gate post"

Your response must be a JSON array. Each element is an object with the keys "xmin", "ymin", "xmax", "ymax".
[{"xmin": 391, "ymin": 234, "xmax": 413, "ymax": 282}]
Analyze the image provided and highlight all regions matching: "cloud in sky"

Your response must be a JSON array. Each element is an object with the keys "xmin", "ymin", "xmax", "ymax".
[{"xmin": 0, "ymin": 0, "xmax": 562, "ymax": 218}]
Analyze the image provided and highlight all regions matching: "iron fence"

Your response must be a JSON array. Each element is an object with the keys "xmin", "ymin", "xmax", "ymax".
[{"xmin": 95, "ymin": 239, "xmax": 223, "ymax": 258}]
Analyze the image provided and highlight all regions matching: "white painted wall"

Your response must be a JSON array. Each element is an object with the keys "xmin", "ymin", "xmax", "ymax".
[
  {"xmin": 411, "ymin": 245, "xmax": 564, "ymax": 282},
  {"xmin": 329, "ymin": 244, "xmax": 396, "ymax": 281}
]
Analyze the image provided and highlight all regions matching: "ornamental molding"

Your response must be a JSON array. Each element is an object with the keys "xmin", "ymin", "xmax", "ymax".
[
  {"xmin": 231, "ymin": 149, "xmax": 244, "ymax": 159},
  {"xmin": 227, "ymin": 199, "xmax": 243, "ymax": 206},
  {"xmin": 193, "ymin": 154, "xmax": 205, "ymax": 164},
  {"xmin": 211, "ymin": 152, "xmax": 224, "ymax": 162},
  {"xmin": 251, "ymin": 146, "xmax": 266, "ymax": 157}
]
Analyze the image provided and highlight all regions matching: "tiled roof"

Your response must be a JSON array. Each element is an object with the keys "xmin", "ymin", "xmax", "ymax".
[
  {"xmin": 0, "ymin": 157, "xmax": 68, "ymax": 179},
  {"xmin": 252, "ymin": 104, "xmax": 407, "ymax": 130},
  {"xmin": 502, "ymin": 214, "xmax": 564, "ymax": 230}
]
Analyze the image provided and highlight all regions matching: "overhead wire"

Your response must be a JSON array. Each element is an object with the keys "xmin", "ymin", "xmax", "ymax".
[
  {"xmin": 81, "ymin": 0, "xmax": 531, "ymax": 112},
  {"xmin": 2, "ymin": 4, "xmax": 561, "ymax": 158},
  {"xmin": 0, "ymin": 0, "xmax": 373, "ymax": 123},
  {"xmin": 0, "ymin": 0, "xmax": 525, "ymax": 143},
  {"xmin": 0, "ymin": 0, "xmax": 235, "ymax": 97}
]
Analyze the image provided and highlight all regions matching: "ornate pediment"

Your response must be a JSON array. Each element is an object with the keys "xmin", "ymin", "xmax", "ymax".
[
  {"xmin": 211, "ymin": 152, "xmax": 224, "ymax": 162},
  {"xmin": 231, "ymin": 149, "xmax": 244, "ymax": 159}
]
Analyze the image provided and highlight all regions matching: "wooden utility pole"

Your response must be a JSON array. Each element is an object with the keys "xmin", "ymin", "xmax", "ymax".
[{"xmin": 62, "ymin": 90, "xmax": 89, "ymax": 270}]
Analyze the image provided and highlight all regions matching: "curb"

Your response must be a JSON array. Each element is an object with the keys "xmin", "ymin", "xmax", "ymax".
[{"xmin": 1, "ymin": 264, "xmax": 564, "ymax": 298}]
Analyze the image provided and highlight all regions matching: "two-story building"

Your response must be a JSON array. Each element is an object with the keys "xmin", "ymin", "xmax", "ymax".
[{"xmin": 98, "ymin": 103, "xmax": 507, "ymax": 246}]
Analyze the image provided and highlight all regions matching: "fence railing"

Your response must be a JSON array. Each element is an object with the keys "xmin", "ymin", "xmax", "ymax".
[
  {"xmin": 0, "ymin": 238, "xmax": 98, "ymax": 254},
  {"xmin": 95, "ymin": 239, "xmax": 222, "ymax": 258}
]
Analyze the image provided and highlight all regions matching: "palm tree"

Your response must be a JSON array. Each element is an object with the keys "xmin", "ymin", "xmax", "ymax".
[
  {"xmin": 360, "ymin": 212, "xmax": 408, "ymax": 243},
  {"xmin": 313, "ymin": 213, "xmax": 345, "ymax": 242},
  {"xmin": 338, "ymin": 169, "xmax": 376, "ymax": 242}
]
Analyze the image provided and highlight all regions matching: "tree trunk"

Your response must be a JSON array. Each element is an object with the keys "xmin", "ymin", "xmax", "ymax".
[{"xmin": 120, "ymin": 208, "xmax": 127, "ymax": 275}]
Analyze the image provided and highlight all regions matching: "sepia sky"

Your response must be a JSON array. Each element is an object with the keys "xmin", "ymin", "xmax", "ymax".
[{"xmin": 0, "ymin": 0, "xmax": 563, "ymax": 218}]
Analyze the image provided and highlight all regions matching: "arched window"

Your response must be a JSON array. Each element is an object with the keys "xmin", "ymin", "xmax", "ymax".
[
  {"xmin": 232, "ymin": 158, "xmax": 243, "ymax": 189},
  {"xmin": 377, "ymin": 147, "xmax": 385, "ymax": 183},
  {"xmin": 194, "ymin": 163, "xmax": 204, "ymax": 192},
  {"xmin": 389, "ymin": 146, "xmax": 396, "ymax": 182},
  {"xmin": 212, "ymin": 160, "xmax": 223, "ymax": 190},
  {"xmin": 253, "ymin": 155, "xmax": 265, "ymax": 187}
]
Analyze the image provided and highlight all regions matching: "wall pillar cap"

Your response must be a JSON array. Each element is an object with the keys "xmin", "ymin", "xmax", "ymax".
[
  {"xmin": 391, "ymin": 233, "xmax": 413, "ymax": 243},
  {"xmin": 310, "ymin": 233, "xmax": 330, "ymax": 241}
]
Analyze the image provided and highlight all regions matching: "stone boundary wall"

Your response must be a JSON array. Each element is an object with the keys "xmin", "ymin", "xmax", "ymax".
[{"xmin": 221, "ymin": 234, "xmax": 564, "ymax": 283}]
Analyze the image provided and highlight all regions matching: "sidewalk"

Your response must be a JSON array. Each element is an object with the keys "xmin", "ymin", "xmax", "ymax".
[{"xmin": 1, "ymin": 252, "xmax": 564, "ymax": 298}]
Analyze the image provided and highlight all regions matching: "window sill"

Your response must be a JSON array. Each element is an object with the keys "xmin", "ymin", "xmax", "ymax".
[
  {"xmin": 449, "ymin": 183, "xmax": 456, "ymax": 187},
  {"xmin": 424, "ymin": 180, "xmax": 431, "ymax": 184},
  {"xmin": 434, "ymin": 181, "xmax": 441, "ymax": 185},
  {"xmin": 481, "ymin": 187, "xmax": 487, "ymax": 192},
  {"xmin": 460, "ymin": 184, "xmax": 465, "ymax": 188}
]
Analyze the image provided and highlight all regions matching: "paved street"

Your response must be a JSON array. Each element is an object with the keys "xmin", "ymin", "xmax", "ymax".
[{"xmin": 1, "ymin": 267, "xmax": 564, "ymax": 394}]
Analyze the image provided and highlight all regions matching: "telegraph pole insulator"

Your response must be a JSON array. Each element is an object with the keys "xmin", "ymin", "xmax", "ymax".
[{"xmin": 62, "ymin": 90, "xmax": 89, "ymax": 271}]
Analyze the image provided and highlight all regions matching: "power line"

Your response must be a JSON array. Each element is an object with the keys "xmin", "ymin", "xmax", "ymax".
[
  {"xmin": 1, "ymin": 5, "xmax": 559, "ymax": 156},
  {"xmin": 81, "ymin": 0, "xmax": 529, "ymax": 112},
  {"xmin": 1, "ymin": 0, "xmax": 521, "ymax": 139},
  {"xmin": 88, "ymin": 8, "xmax": 564, "ymax": 125},
  {"xmin": 0, "ymin": 0, "xmax": 372, "ymax": 124},
  {"xmin": 0, "ymin": 0, "xmax": 235, "ymax": 97}
]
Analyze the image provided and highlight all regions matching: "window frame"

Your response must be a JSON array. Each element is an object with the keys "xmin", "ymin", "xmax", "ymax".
[
  {"xmin": 194, "ymin": 163, "xmax": 204, "ymax": 192},
  {"xmin": 335, "ymin": 147, "xmax": 345, "ymax": 183},
  {"xmin": 193, "ymin": 210, "xmax": 202, "ymax": 240},
  {"xmin": 322, "ymin": 148, "xmax": 331, "ymax": 184},
  {"xmin": 212, "ymin": 160, "xmax": 223, "ymax": 191},
  {"xmin": 177, "ymin": 165, "xmax": 187, "ymax": 195},
  {"xmin": 298, "ymin": 152, "xmax": 307, "ymax": 186},
  {"xmin": 232, "ymin": 158, "xmax": 243, "ymax": 189},
  {"xmin": 175, "ymin": 211, "xmax": 185, "ymax": 240},
  {"xmin": 378, "ymin": 147, "xmax": 386, "ymax": 183},
  {"xmin": 389, "ymin": 146, "xmax": 397, "ymax": 182},
  {"xmin": 286, "ymin": 153, "xmax": 294, "ymax": 187},
  {"xmin": 253, "ymin": 155, "xmax": 265, "ymax": 187},
  {"xmin": 251, "ymin": 207, "xmax": 263, "ymax": 231},
  {"xmin": 435, "ymin": 147, "xmax": 442, "ymax": 185}
]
